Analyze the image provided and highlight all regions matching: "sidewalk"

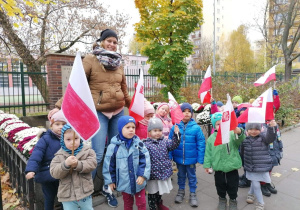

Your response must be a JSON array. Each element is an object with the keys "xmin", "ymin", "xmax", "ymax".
[{"xmin": 94, "ymin": 126, "xmax": 300, "ymax": 210}]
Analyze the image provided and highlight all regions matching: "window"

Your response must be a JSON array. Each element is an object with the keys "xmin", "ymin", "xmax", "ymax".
[
  {"xmin": 217, "ymin": 18, "xmax": 220, "ymax": 23},
  {"xmin": 217, "ymin": 27, "xmax": 220, "ymax": 33},
  {"xmin": 217, "ymin": 9, "xmax": 220, "ymax": 14},
  {"xmin": 141, "ymin": 61, "xmax": 146, "ymax": 65},
  {"xmin": 131, "ymin": 60, "xmax": 137, "ymax": 65}
]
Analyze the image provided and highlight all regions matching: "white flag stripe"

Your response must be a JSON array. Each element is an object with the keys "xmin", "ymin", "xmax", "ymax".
[
  {"xmin": 204, "ymin": 65, "xmax": 211, "ymax": 79},
  {"xmin": 130, "ymin": 70, "xmax": 144, "ymax": 116},
  {"xmin": 254, "ymin": 65, "xmax": 276, "ymax": 84},
  {"xmin": 220, "ymin": 94, "xmax": 233, "ymax": 144},
  {"xmin": 200, "ymin": 91, "xmax": 207, "ymax": 103},
  {"xmin": 69, "ymin": 52, "xmax": 97, "ymax": 116}
]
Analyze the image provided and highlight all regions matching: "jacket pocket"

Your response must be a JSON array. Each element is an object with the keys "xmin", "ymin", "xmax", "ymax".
[
  {"xmin": 97, "ymin": 91, "xmax": 103, "ymax": 105},
  {"xmin": 58, "ymin": 179, "xmax": 71, "ymax": 198},
  {"xmin": 82, "ymin": 174, "xmax": 94, "ymax": 194}
]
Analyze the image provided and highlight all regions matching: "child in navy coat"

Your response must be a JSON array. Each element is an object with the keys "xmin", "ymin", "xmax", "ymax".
[
  {"xmin": 25, "ymin": 110, "xmax": 66, "ymax": 210},
  {"xmin": 144, "ymin": 118, "xmax": 180, "ymax": 210}
]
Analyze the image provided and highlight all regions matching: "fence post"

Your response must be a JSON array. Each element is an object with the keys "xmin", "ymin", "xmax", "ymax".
[
  {"xmin": 0, "ymin": 179, "xmax": 3, "ymax": 210},
  {"xmin": 20, "ymin": 63, "xmax": 26, "ymax": 116}
]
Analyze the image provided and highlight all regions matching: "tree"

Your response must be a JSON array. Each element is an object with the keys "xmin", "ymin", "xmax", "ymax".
[
  {"xmin": 192, "ymin": 37, "xmax": 213, "ymax": 71},
  {"xmin": 0, "ymin": 0, "xmax": 129, "ymax": 103},
  {"xmin": 134, "ymin": 0, "xmax": 203, "ymax": 98},
  {"xmin": 128, "ymin": 35, "xmax": 146, "ymax": 55},
  {"xmin": 253, "ymin": 0, "xmax": 300, "ymax": 81},
  {"xmin": 222, "ymin": 25, "xmax": 255, "ymax": 72}
]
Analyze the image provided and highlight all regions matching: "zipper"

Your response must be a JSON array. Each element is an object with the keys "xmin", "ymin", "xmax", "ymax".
[
  {"xmin": 117, "ymin": 169, "xmax": 119, "ymax": 187},
  {"xmin": 97, "ymin": 91, "xmax": 103, "ymax": 105},
  {"xmin": 183, "ymin": 124, "xmax": 187, "ymax": 164}
]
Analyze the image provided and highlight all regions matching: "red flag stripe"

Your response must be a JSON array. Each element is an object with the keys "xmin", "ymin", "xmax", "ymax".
[
  {"xmin": 254, "ymin": 73, "xmax": 276, "ymax": 87},
  {"xmin": 62, "ymin": 83, "xmax": 100, "ymax": 140}
]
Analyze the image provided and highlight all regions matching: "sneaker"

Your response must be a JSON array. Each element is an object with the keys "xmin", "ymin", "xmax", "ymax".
[
  {"xmin": 189, "ymin": 193, "xmax": 198, "ymax": 207},
  {"xmin": 175, "ymin": 189, "xmax": 185, "ymax": 203},
  {"xmin": 255, "ymin": 203, "xmax": 264, "ymax": 210},
  {"xmin": 238, "ymin": 176, "xmax": 251, "ymax": 188},
  {"xmin": 102, "ymin": 190, "xmax": 118, "ymax": 207},
  {"xmin": 228, "ymin": 199, "xmax": 237, "ymax": 210},
  {"xmin": 218, "ymin": 197, "xmax": 227, "ymax": 210},
  {"xmin": 261, "ymin": 185, "xmax": 271, "ymax": 197},
  {"xmin": 246, "ymin": 194, "xmax": 255, "ymax": 204},
  {"xmin": 266, "ymin": 183, "xmax": 277, "ymax": 194}
]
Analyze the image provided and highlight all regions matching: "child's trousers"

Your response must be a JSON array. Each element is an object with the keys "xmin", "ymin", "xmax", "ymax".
[
  {"xmin": 122, "ymin": 189, "xmax": 146, "ymax": 210},
  {"xmin": 148, "ymin": 192, "xmax": 162, "ymax": 210},
  {"xmin": 177, "ymin": 163, "xmax": 197, "ymax": 193},
  {"xmin": 41, "ymin": 181, "xmax": 59, "ymax": 210},
  {"xmin": 62, "ymin": 195, "xmax": 93, "ymax": 210},
  {"xmin": 214, "ymin": 169, "xmax": 239, "ymax": 200}
]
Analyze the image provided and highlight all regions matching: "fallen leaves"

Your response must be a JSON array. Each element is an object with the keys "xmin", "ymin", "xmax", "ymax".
[
  {"xmin": 272, "ymin": 172, "xmax": 282, "ymax": 177},
  {"xmin": 291, "ymin": 168, "xmax": 299, "ymax": 172}
]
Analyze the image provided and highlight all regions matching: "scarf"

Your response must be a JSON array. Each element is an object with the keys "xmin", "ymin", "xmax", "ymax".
[
  {"xmin": 60, "ymin": 124, "xmax": 84, "ymax": 156},
  {"xmin": 93, "ymin": 46, "xmax": 122, "ymax": 70}
]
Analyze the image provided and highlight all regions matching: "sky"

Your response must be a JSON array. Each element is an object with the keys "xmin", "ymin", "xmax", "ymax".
[{"xmin": 103, "ymin": 0, "xmax": 266, "ymax": 53}]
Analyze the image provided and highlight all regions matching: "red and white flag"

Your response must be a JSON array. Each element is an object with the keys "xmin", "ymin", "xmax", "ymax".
[
  {"xmin": 254, "ymin": 65, "xmax": 276, "ymax": 86},
  {"xmin": 129, "ymin": 70, "xmax": 144, "ymax": 122},
  {"xmin": 198, "ymin": 65, "xmax": 212, "ymax": 103},
  {"xmin": 238, "ymin": 88, "xmax": 274, "ymax": 123},
  {"xmin": 62, "ymin": 52, "xmax": 100, "ymax": 141},
  {"xmin": 214, "ymin": 94, "xmax": 238, "ymax": 146},
  {"xmin": 168, "ymin": 92, "xmax": 184, "ymax": 124}
]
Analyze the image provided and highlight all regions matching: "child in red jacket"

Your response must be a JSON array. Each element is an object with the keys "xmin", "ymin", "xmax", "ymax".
[{"xmin": 136, "ymin": 100, "xmax": 155, "ymax": 140}]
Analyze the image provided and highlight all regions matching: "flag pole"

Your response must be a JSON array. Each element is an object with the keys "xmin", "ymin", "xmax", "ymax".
[{"xmin": 70, "ymin": 132, "xmax": 75, "ymax": 174}]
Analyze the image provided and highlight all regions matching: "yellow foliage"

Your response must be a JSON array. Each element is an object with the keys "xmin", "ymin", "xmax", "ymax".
[{"xmin": 13, "ymin": 23, "xmax": 19, "ymax": 28}]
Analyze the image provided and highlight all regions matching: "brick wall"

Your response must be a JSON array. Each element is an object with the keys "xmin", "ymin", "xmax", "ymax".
[{"xmin": 46, "ymin": 53, "xmax": 75, "ymax": 109}]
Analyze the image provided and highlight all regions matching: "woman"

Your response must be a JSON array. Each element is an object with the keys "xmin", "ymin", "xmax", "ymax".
[{"xmin": 48, "ymin": 29, "xmax": 131, "ymax": 208}]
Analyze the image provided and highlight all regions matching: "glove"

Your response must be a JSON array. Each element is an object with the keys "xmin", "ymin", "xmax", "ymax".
[{"xmin": 273, "ymin": 89, "xmax": 278, "ymax": 96}]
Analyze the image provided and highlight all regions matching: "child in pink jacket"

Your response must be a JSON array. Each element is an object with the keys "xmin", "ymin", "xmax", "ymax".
[
  {"xmin": 155, "ymin": 103, "xmax": 173, "ymax": 139},
  {"xmin": 136, "ymin": 100, "xmax": 155, "ymax": 140}
]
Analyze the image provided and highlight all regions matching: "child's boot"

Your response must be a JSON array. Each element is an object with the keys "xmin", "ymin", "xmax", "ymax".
[
  {"xmin": 266, "ymin": 183, "xmax": 277, "ymax": 194},
  {"xmin": 255, "ymin": 203, "xmax": 264, "ymax": 210},
  {"xmin": 189, "ymin": 192, "xmax": 198, "ymax": 207},
  {"xmin": 175, "ymin": 189, "xmax": 185, "ymax": 203},
  {"xmin": 218, "ymin": 197, "xmax": 227, "ymax": 210},
  {"xmin": 157, "ymin": 200, "xmax": 169, "ymax": 210},
  {"xmin": 246, "ymin": 194, "xmax": 255, "ymax": 204},
  {"xmin": 261, "ymin": 184, "xmax": 271, "ymax": 197},
  {"xmin": 228, "ymin": 199, "xmax": 237, "ymax": 210}
]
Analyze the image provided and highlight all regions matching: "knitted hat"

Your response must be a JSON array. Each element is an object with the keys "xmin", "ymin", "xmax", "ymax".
[
  {"xmin": 232, "ymin": 95, "xmax": 243, "ymax": 104},
  {"xmin": 245, "ymin": 123, "xmax": 261, "ymax": 131},
  {"xmin": 180, "ymin": 103, "xmax": 193, "ymax": 114},
  {"xmin": 211, "ymin": 112, "xmax": 222, "ymax": 129},
  {"xmin": 156, "ymin": 103, "xmax": 169, "ymax": 113},
  {"xmin": 97, "ymin": 29, "xmax": 118, "ymax": 42},
  {"xmin": 118, "ymin": 116, "xmax": 135, "ymax": 138},
  {"xmin": 50, "ymin": 110, "xmax": 66, "ymax": 126},
  {"xmin": 144, "ymin": 100, "xmax": 155, "ymax": 115},
  {"xmin": 147, "ymin": 118, "xmax": 163, "ymax": 132},
  {"xmin": 216, "ymin": 101, "xmax": 224, "ymax": 107}
]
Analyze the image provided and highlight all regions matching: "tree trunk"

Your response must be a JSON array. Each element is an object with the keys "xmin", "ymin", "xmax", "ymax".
[{"xmin": 284, "ymin": 59, "xmax": 292, "ymax": 82}]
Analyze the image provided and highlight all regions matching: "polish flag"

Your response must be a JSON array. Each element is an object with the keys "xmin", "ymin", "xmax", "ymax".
[
  {"xmin": 168, "ymin": 92, "xmax": 184, "ymax": 124},
  {"xmin": 198, "ymin": 65, "xmax": 212, "ymax": 103},
  {"xmin": 129, "ymin": 70, "xmax": 144, "ymax": 122},
  {"xmin": 214, "ymin": 94, "xmax": 238, "ymax": 146},
  {"xmin": 61, "ymin": 52, "xmax": 100, "ymax": 141},
  {"xmin": 254, "ymin": 65, "xmax": 276, "ymax": 86},
  {"xmin": 238, "ymin": 88, "xmax": 274, "ymax": 123}
]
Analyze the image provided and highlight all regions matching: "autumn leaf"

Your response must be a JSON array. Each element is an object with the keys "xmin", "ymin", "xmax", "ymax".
[
  {"xmin": 291, "ymin": 168, "xmax": 299, "ymax": 172},
  {"xmin": 272, "ymin": 172, "xmax": 282, "ymax": 177}
]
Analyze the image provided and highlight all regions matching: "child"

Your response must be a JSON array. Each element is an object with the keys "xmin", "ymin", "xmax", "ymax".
[
  {"xmin": 102, "ymin": 116, "xmax": 151, "ymax": 210},
  {"xmin": 242, "ymin": 121, "xmax": 277, "ymax": 210},
  {"xmin": 50, "ymin": 124, "xmax": 97, "ymax": 210},
  {"xmin": 203, "ymin": 112, "xmax": 246, "ymax": 210},
  {"xmin": 155, "ymin": 102, "xmax": 173, "ymax": 138},
  {"xmin": 169, "ymin": 103, "xmax": 206, "ymax": 207},
  {"xmin": 144, "ymin": 118, "xmax": 181, "ymax": 210},
  {"xmin": 25, "ymin": 110, "xmax": 66, "ymax": 210},
  {"xmin": 232, "ymin": 95, "xmax": 243, "ymax": 117},
  {"xmin": 136, "ymin": 100, "xmax": 155, "ymax": 140}
]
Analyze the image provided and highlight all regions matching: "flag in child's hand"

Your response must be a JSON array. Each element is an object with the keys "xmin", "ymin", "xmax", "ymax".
[
  {"xmin": 61, "ymin": 52, "xmax": 100, "ymax": 141},
  {"xmin": 214, "ymin": 94, "xmax": 238, "ymax": 146},
  {"xmin": 198, "ymin": 65, "xmax": 212, "ymax": 103},
  {"xmin": 237, "ymin": 88, "xmax": 274, "ymax": 123},
  {"xmin": 168, "ymin": 92, "xmax": 184, "ymax": 124},
  {"xmin": 129, "ymin": 70, "xmax": 144, "ymax": 122}
]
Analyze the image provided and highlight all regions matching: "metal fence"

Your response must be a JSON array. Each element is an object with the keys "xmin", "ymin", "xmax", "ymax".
[
  {"xmin": 0, "ymin": 61, "xmax": 48, "ymax": 116},
  {"xmin": 0, "ymin": 135, "xmax": 35, "ymax": 210}
]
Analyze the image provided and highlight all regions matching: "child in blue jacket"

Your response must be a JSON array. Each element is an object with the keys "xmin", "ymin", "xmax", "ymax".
[
  {"xmin": 102, "ymin": 116, "xmax": 151, "ymax": 210},
  {"xmin": 25, "ymin": 110, "xmax": 66, "ymax": 210},
  {"xmin": 169, "ymin": 103, "xmax": 206, "ymax": 207}
]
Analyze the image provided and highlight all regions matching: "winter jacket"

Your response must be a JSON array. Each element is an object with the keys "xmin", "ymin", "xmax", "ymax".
[
  {"xmin": 242, "ymin": 126, "xmax": 277, "ymax": 172},
  {"xmin": 102, "ymin": 135, "xmax": 151, "ymax": 195},
  {"xmin": 135, "ymin": 122, "xmax": 148, "ymax": 140},
  {"xmin": 261, "ymin": 124, "xmax": 283, "ymax": 167},
  {"xmin": 144, "ymin": 132, "xmax": 181, "ymax": 180},
  {"xmin": 203, "ymin": 129, "xmax": 246, "ymax": 172},
  {"xmin": 50, "ymin": 144, "xmax": 96, "ymax": 202},
  {"xmin": 169, "ymin": 119, "xmax": 206, "ymax": 165},
  {"xmin": 25, "ymin": 129, "xmax": 60, "ymax": 183},
  {"xmin": 55, "ymin": 54, "xmax": 131, "ymax": 112}
]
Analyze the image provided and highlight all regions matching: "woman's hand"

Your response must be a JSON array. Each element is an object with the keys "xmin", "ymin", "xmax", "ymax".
[{"xmin": 48, "ymin": 108, "xmax": 60, "ymax": 121}]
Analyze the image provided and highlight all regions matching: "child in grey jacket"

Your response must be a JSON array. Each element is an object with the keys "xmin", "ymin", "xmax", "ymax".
[{"xmin": 50, "ymin": 124, "xmax": 97, "ymax": 210}]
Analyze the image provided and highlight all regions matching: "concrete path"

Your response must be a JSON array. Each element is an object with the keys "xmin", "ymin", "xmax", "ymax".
[{"xmin": 94, "ymin": 126, "xmax": 300, "ymax": 210}]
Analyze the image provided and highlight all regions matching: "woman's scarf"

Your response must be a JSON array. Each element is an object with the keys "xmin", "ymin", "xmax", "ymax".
[{"xmin": 93, "ymin": 46, "xmax": 122, "ymax": 70}]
